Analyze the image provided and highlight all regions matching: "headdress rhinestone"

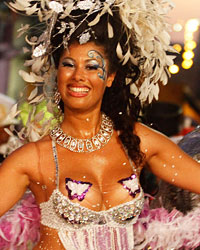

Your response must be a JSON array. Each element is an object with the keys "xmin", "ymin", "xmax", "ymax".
[{"xmin": 8, "ymin": 0, "xmax": 176, "ymax": 104}]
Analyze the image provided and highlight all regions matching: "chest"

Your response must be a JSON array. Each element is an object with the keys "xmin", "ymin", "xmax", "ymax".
[{"xmin": 57, "ymin": 147, "xmax": 139, "ymax": 209}]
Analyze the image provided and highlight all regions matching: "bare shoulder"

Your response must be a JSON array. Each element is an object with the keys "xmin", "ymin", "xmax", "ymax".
[
  {"xmin": 1, "ymin": 135, "xmax": 51, "ymax": 174},
  {"xmin": 134, "ymin": 121, "xmax": 165, "ymax": 140},
  {"xmin": 134, "ymin": 122, "xmax": 176, "ymax": 158}
]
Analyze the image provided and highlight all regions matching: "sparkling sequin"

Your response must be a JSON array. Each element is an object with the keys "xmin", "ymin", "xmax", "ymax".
[
  {"xmin": 40, "ymin": 140, "xmax": 145, "ymax": 235},
  {"xmin": 42, "ymin": 185, "xmax": 47, "ymax": 190},
  {"xmin": 79, "ymin": 31, "xmax": 91, "ymax": 44},
  {"xmin": 41, "ymin": 188, "xmax": 144, "ymax": 230},
  {"xmin": 49, "ymin": 1, "xmax": 64, "ymax": 13},
  {"xmin": 118, "ymin": 174, "xmax": 140, "ymax": 198},
  {"xmin": 65, "ymin": 178, "xmax": 92, "ymax": 201},
  {"xmin": 33, "ymin": 44, "xmax": 46, "ymax": 57}
]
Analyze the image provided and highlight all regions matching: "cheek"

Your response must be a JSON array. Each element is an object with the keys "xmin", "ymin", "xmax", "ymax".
[
  {"xmin": 57, "ymin": 68, "xmax": 73, "ymax": 84},
  {"xmin": 89, "ymin": 71, "xmax": 106, "ymax": 86}
]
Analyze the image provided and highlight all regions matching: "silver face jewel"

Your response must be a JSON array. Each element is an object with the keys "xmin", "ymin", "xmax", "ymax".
[{"xmin": 49, "ymin": 113, "xmax": 113, "ymax": 153}]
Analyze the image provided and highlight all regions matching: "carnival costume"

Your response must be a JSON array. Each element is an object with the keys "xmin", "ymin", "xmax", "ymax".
[{"xmin": 2, "ymin": 0, "xmax": 200, "ymax": 250}]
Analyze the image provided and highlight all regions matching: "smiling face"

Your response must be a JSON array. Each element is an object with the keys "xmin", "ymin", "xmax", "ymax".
[{"xmin": 57, "ymin": 42, "xmax": 115, "ymax": 113}]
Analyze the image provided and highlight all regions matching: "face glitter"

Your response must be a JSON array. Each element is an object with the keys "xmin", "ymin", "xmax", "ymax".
[
  {"xmin": 42, "ymin": 185, "xmax": 47, "ymax": 190},
  {"xmin": 88, "ymin": 50, "xmax": 106, "ymax": 80}
]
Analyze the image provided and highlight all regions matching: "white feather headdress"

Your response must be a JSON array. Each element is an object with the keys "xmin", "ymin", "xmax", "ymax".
[{"xmin": 7, "ymin": 0, "xmax": 176, "ymax": 141}]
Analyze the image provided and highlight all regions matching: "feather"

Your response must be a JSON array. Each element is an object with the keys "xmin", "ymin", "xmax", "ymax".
[
  {"xmin": 32, "ymin": 57, "xmax": 45, "ymax": 73},
  {"xmin": 29, "ymin": 94, "xmax": 44, "ymax": 104},
  {"xmin": 25, "ymin": 35, "xmax": 37, "ymax": 46},
  {"xmin": 28, "ymin": 87, "xmax": 38, "ymax": 101},
  {"xmin": 107, "ymin": 22, "xmax": 114, "ymax": 38},
  {"xmin": 116, "ymin": 43, "xmax": 123, "ymax": 60},
  {"xmin": 88, "ymin": 14, "xmax": 101, "ymax": 26},
  {"xmin": 26, "ymin": 3, "xmax": 38, "ymax": 15},
  {"xmin": 19, "ymin": 70, "xmax": 44, "ymax": 83}
]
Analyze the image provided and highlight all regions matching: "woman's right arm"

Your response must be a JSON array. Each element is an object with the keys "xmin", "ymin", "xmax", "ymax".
[{"xmin": 0, "ymin": 142, "xmax": 38, "ymax": 216}]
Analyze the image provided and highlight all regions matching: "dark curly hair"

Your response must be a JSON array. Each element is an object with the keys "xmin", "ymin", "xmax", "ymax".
[{"xmin": 51, "ymin": 6, "xmax": 145, "ymax": 167}]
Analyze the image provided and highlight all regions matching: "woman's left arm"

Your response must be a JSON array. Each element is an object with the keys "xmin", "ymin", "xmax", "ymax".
[{"xmin": 135, "ymin": 123, "xmax": 200, "ymax": 194}]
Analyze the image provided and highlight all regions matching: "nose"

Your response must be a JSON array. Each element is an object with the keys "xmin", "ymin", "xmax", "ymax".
[{"xmin": 72, "ymin": 65, "xmax": 85, "ymax": 82}]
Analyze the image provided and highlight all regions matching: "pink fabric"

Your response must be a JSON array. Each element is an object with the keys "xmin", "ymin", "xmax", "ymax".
[
  {"xmin": 134, "ymin": 199, "xmax": 200, "ymax": 249},
  {"xmin": 0, "ymin": 192, "xmax": 40, "ymax": 250},
  {"xmin": 1, "ymin": 193, "xmax": 200, "ymax": 249}
]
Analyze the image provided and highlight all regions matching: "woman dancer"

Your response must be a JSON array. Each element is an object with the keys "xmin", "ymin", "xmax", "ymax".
[{"xmin": 1, "ymin": 0, "xmax": 200, "ymax": 249}]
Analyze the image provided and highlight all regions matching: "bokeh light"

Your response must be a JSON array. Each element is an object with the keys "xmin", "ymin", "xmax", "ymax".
[
  {"xmin": 169, "ymin": 64, "xmax": 179, "ymax": 74},
  {"xmin": 185, "ymin": 19, "xmax": 200, "ymax": 33},
  {"xmin": 184, "ymin": 32, "xmax": 194, "ymax": 41},
  {"xmin": 173, "ymin": 23, "xmax": 183, "ymax": 32},
  {"xmin": 182, "ymin": 60, "xmax": 193, "ymax": 69},
  {"xmin": 184, "ymin": 40, "xmax": 197, "ymax": 50},
  {"xmin": 173, "ymin": 44, "xmax": 182, "ymax": 53},
  {"xmin": 182, "ymin": 50, "xmax": 195, "ymax": 60}
]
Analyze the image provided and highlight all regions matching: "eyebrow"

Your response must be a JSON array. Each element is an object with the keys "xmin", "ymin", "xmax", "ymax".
[{"xmin": 61, "ymin": 57, "xmax": 100, "ymax": 64}]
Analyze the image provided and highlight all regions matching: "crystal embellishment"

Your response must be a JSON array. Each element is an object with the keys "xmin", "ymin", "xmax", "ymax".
[
  {"xmin": 53, "ymin": 190, "xmax": 98, "ymax": 227},
  {"xmin": 49, "ymin": 1, "xmax": 64, "ymax": 13},
  {"xmin": 65, "ymin": 178, "xmax": 92, "ymax": 201},
  {"xmin": 33, "ymin": 44, "xmax": 46, "ymax": 57},
  {"xmin": 118, "ymin": 174, "xmax": 140, "ymax": 198},
  {"xmin": 79, "ymin": 31, "xmax": 91, "ymax": 44},
  {"xmin": 77, "ymin": 0, "xmax": 96, "ymax": 10},
  {"xmin": 49, "ymin": 113, "xmax": 113, "ymax": 153}
]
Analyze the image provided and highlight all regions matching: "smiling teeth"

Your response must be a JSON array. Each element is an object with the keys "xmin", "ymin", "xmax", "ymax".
[{"xmin": 69, "ymin": 87, "xmax": 89, "ymax": 93}]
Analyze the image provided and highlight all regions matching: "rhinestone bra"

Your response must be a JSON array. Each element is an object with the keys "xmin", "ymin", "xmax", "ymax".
[{"xmin": 40, "ymin": 140, "xmax": 144, "ymax": 231}]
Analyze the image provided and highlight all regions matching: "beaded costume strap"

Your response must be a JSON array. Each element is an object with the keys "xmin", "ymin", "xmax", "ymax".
[{"xmin": 52, "ymin": 140, "xmax": 60, "ymax": 189}]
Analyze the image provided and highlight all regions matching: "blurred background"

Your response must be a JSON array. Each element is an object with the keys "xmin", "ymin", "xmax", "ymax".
[{"xmin": 0, "ymin": 0, "xmax": 200, "ymax": 143}]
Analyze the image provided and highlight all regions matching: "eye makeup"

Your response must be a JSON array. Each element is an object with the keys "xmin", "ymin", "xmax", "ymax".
[
  {"xmin": 60, "ymin": 50, "xmax": 107, "ymax": 81},
  {"xmin": 85, "ymin": 59, "xmax": 100, "ymax": 70},
  {"xmin": 61, "ymin": 58, "xmax": 75, "ymax": 68},
  {"xmin": 88, "ymin": 50, "xmax": 106, "ymax": 80}
]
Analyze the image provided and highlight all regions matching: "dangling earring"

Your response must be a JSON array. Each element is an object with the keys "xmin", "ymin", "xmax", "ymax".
[
  {"xmin": 54, "ymin": 90, "xmax": 61, "ymax": 105},
  {"xmin": 54, "ymin": 90, "xmax": 62, "ymax": 122}
]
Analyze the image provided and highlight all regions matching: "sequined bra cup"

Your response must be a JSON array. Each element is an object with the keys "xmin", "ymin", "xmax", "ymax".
[{"xmin": 40, "ymin": 140, "xmax": 144, "ymax": 250}]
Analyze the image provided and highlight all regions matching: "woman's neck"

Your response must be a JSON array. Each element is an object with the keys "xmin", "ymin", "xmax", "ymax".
[{"xmin": 61, "ymin": 109, "xmax": 102, "ymax": 139}]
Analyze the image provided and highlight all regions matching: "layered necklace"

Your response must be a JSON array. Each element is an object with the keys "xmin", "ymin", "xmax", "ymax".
[{"xmin": 49, "ymin": 113, "xmax": 113, "ymax": 153}]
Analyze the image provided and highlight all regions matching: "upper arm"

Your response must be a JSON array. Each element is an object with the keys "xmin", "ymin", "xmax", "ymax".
[
  {"xmin": 0, "ymin": 142, "xmax": 38, "ymax": 216},
  {"xmin": 135, "ymin": 123, "xmax": 200, "ymax": 194}
]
